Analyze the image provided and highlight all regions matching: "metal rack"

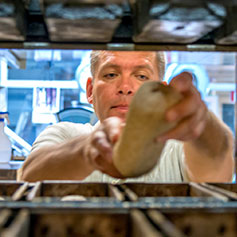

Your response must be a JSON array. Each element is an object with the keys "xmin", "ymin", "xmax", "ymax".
[{"xmin": 1, "ymin": 181, "xmax": 237, "ymax": 236}]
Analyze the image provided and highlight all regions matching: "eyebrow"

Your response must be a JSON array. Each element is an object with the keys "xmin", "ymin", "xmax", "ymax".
[
  {"xmin": 99, "ymin": 63, "xmax": 154, "ymax": 74},
  {"xmin": 99, "ymin": 63, "xmax": 120, "ymax": 72},
  {"xmin": 133, "ymin": 65, "xmax": 154, "ymax": 74}
]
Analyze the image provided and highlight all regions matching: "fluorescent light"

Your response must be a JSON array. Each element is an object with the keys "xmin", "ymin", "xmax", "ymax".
[
  {"xmin": 207, "ymin": 83, "xmax": 235, "ymax": 92},
  {"xmin": 4, "ymin": 80, "xmax": 78, "ymax": 89}
]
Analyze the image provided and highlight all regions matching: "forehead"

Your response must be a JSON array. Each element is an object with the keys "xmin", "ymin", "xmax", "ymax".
[{"xmin": 97, "ymin": 51, "xmax": 157, "ymax": 69}]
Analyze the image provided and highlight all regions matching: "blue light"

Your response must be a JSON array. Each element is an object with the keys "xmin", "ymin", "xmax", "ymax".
[{"xmin": 164, "ymin": 63, "xmax": 209, "ymax": 99}]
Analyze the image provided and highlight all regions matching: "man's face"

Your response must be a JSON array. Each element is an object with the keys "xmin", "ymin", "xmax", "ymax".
[{"xmin": 87, "ymin": 51, "xmax": 160, "ymax": 122}]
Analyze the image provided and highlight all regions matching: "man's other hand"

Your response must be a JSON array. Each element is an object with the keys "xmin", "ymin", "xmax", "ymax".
[
  {"xmin": 84, "ymin": 116, "xmax": 124, "ymax": 178},
  {"xmin": 158, "ymin": 71, "xmax": 208, "ymax": 142}
]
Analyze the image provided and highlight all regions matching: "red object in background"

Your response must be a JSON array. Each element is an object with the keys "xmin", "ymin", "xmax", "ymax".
[{"xmin": 230, "ymin": 91, "xmax": 235, "ymax": 102}]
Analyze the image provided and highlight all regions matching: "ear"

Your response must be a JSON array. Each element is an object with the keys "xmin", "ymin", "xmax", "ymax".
[{"xmin": 86, "ymin": 77, "xmax": 93, "ymax": 104}]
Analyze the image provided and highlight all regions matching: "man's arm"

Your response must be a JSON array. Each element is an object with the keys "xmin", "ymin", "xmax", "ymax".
[
  {"xmin": 158, "ymin": 72, "xmax": 234, "ymax": 182},
  {"xmin": 20, "ymin": 117, "xmax": 123, "ymax": 182},
  {"xmin": 183, "ymin": 111, "xmax": 234, "ymax": 182},
  {"xmin": 20, "ymin": 135, "xmax": 95, "ymax": 181}
]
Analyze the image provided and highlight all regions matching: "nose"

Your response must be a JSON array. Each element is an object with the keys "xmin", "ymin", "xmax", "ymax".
[
  {"xmin": 117, "ymin": 76, "xmax": 134, "ymax": 96},
  {"xmin": 118, "ymin": 88, "xmax": 133, "ymax": 95}
]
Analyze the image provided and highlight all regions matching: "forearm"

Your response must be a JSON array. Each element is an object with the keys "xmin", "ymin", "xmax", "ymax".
[
  {"xmin": 20, "ymin": 136, "xmax": 95, "ymax": 182},
  {"xmin": 184, "ymin": 111, "xmax": 234, "ymax": 182}
]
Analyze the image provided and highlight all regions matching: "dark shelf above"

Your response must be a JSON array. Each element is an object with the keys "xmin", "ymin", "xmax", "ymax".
[{"xmin": 1, "ymin": 0, "xmax": 237, "ymax": 51}]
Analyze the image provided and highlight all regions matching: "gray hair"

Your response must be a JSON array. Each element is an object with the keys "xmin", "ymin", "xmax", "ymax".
[{"xmin": 90, "ymin": 51, "xmax": 166, "ymax": 81}]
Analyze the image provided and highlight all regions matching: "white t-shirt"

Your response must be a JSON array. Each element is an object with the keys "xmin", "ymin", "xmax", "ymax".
[{"xmin": 23, "ymin": 121, "xmax": 190, "ymax": 183}]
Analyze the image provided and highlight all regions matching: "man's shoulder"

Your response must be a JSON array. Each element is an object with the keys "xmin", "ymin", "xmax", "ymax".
[
  {"xmin": 32, "ymin": 122, "xmax": 95, "ymax": 151},
  {"xmin": 49, "ymin": 121, "xmax": 93, "ymax": 131},
  {"xmin": 43, "ymin": 122, "xmax": 95, "ymax": 138}
]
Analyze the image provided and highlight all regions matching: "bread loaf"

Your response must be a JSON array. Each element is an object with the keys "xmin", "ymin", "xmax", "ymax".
[
  {"xmin": 61, "ymin": 195, "xmax": 87, "ymax": 201},
  {"xmin": 113, "ymin": 81, "xmax": 182, "ymax": 177}
]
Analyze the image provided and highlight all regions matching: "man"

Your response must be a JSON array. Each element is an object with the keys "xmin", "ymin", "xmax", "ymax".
[{"xmin": 19, "ymin": 51, "xmax": 234, "ymax": 182}]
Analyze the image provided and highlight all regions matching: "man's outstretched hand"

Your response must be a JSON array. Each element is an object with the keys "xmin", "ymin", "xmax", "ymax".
[{"xmin": 158, "ymin": 72, "xmax": 208, "ymax": 142}]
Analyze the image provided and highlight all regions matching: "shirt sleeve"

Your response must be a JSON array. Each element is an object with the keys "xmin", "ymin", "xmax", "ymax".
[{"xmin": 31, "ymin": 122, "xmax": 93, "ymax": 152}]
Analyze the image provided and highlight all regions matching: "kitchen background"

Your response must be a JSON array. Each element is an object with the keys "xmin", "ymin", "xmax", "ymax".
[{"xmin": 0, "ymin": 49, "xmax": 235, "ymax": 158}]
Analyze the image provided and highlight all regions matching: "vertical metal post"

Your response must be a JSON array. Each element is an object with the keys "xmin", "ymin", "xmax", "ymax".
[
  {"xmin": 235, "ymin": 53, "xmax": 237, "ymax": 182},
  {"xmin": 0, "ymin": 57, "xmax": 8, "ymax": 86},
  {"xmin": 0, "ymin": 57, "xmax": 8, "ymax": 112}
]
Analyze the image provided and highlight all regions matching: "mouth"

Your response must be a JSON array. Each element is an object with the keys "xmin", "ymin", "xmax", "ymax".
[{"xmin": 111, "ymin": 104, "xmax": 129, "ymax": 111}]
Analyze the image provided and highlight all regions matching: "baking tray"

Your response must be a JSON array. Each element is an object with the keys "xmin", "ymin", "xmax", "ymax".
[
  {"xmin": 147, "ymin": 208, "xmax": 237, "ymax": 237},
  {"xmin": 132, "ymin": 0, "xmax": 224, "ymax": 44},
  {"xmin": 0, "ymin": 0, "xmax": 25, "ymax": 41},
  {"xmin": 19, "ymin": 181, "xmax": 126, "ymax": 209},
  {"xmin": 40, "ymin": 0, "xmax": 124, "ymax": 42},
  {"xmin": 0, "ymin": 208, "xmax": 167, "ymax": 237},
  {"xmin": 111, "ymin": 182, "xmax": 237, "ymax": 209},
  {"xmin": 0, "ymin": 181, "xmax": 25, "ymax": 201}
]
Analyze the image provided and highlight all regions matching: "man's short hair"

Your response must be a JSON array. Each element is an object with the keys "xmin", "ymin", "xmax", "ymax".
[{"xmin": 90, "ymin": 51, "xmax": 166, "ymax": 81}]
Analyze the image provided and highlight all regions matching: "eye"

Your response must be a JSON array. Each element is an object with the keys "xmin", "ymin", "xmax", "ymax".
[
  {"xmin": 103, "ymin": 73, "xmax": 118, "ymax": 79},
  {"xmin": 136, "ymin": 74, "xmax": 149, "ymax": 81}
]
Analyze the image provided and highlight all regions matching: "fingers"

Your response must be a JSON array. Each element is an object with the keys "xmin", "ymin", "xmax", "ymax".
[
  {"xmin": 86, "ymin": 146, "xmax": 102, "ymax": 170},
  {"xmin": 91, "ymin": 117, "xmax": 123, "ymax": 159},
  {"xmin": 167, "ymin": 71, "xmax": 201, "ymax": 122},
  {"xmin": 85, "ymin": 116, "xmax": 124, "ymax": 178},
  {"xmin": 86, "ymin": 146, "xmax": 123, "ymax": 178},
  {"xmin": 158, "ymin": 105, "xmax": 207, "ymax": 142},
  {"xmin": 86, "ymin": 146, "xmax": 122, "ymax": 178},
  {"xmin": 158, "ymin": 71, "xmax": 208, "ymax": 142},
  {"xmin": 169, "ymin": 71, "xmax": 194, "ymax": 92},
  {"xmin": 166, "ymin": 87, "xmax": 203, "ymax": 122},
  {"xmin": 103, "ymin": 117, "xmax": 124, "ymax": 144},
  {"xmin": 91, "ymin": 130, "xmax": 112, "ymax": 160}
]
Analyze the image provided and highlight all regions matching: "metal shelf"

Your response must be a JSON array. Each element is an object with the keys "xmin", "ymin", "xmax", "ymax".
[{"xmin": 0, "ymin": 1, "xmax": 237, "ymax": 51}]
